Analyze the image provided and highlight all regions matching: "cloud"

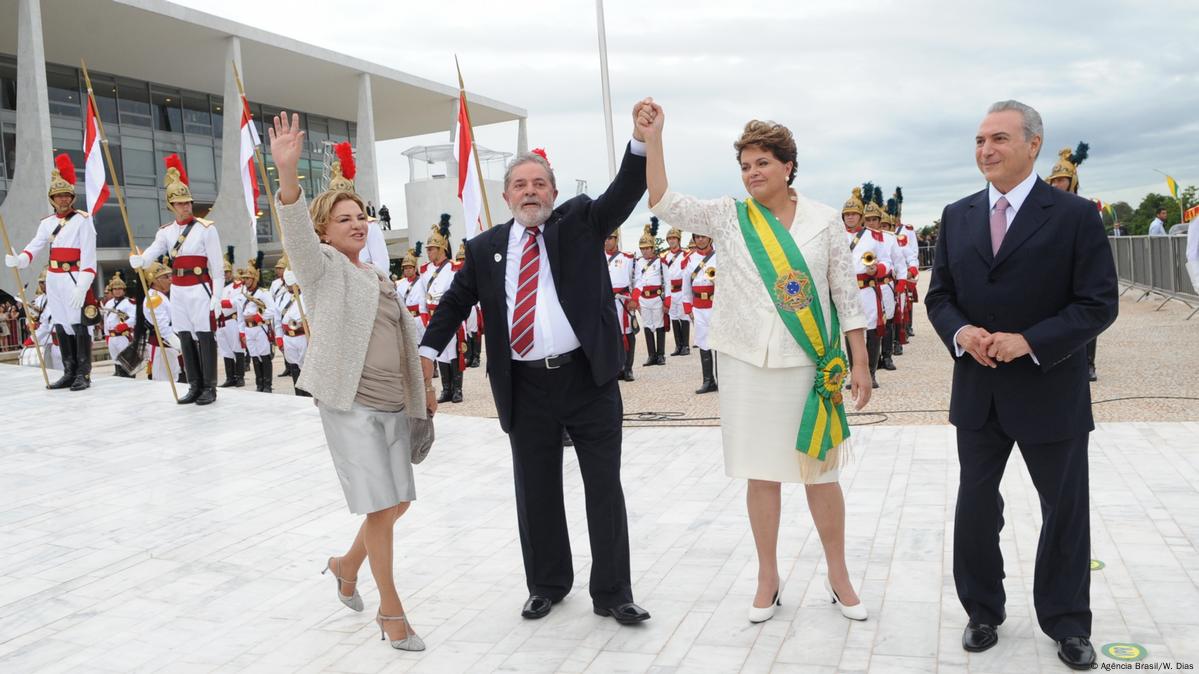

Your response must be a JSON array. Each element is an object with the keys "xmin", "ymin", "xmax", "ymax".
[{"xmin": 182, "ymin": 0, "xmax": 1199, "ymax": 239}]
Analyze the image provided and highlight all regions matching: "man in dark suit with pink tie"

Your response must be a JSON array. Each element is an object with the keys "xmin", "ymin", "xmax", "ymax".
[{"xmin": 926, "ymin": 100, "xmax": 1118, "ymax": 670}]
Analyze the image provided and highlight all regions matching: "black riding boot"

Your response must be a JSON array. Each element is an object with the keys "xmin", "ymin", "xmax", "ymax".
[
  {"xmin": 451, "ymin": 366, "xmax": 464, "ymax": 403},
  {"xmin": 437, "ymin": 362, "xmax": 454, "ymax": 403},
  {"xmin": 670, "ymin": 320, "xmax": 683, "ymax": 356},
  {"xmin": 867, "ymin": 330, "xmax": 882, "ymax": 389},
  {"xmin": 623, "ymin": 337, "xmax": 636, "ymax": 381},
  {"xmin": 1087, "ymin": 338, "xmax": 1098, "ymax": 382},
  {"xmin": 655, "ymin": 327, "xmax": 667, "ymax": 365},
  {"xmin": 48, "ymin": 326, "xmax": 76, "ymax": 389},
  {"xmin": 679, "ymin": 320, "xmax": 691, "ymax": 356},
  {"xmin": 642, "ymin": 328, "xmax": 657, "ymax": 366},
  {"xmin": 234, "ymin": 352, "xmax": 247, "ymax": 387},
  {"xmin": 219, "ymin": 358, "xmax": 237, "ymax": 387},
  {"xmin": 695, "ymin": 349, "xmax": 718, "ymax": 394},
  {"xmin": 880, "ymin": 320, "xmax": 897, "ymax": 371},
  {"xmin": 468, "ymin": 334, "xmax": 482, "ymax": 368},
  {"xmin": 195, "ymin": 332, "xmax": 218, "ymax": 405},
  {"xmin": 259, "ymin": 355, "xmax": 273, "ymax": 393},
  {"xmin": 893, "ymin": 320, "xmax": 904, "ymax": 355},
  {"xmin": 70, "ymin": 324, "xmax": 92, "ymax": 391},
  {"xmin": 176, "ymin": 333, "xmax": 202, "ymax": 404}
]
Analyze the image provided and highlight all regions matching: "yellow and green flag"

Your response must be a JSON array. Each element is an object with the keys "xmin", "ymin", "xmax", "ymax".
[{"xmin": 1166, "ymin": 175, "xmax": 1179, "ymax": 200}]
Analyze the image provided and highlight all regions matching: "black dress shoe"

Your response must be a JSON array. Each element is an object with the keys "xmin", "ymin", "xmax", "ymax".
[
  {"xmin": 594, "ymin": 602, "xmax": 651, "ymax": 625},
  {"xmin": 962, "ymin": 622, "xmax": 998, "ymax": 652},
  {"xmin": 1088, "ymin": 365, "xmax": 1097, "ymax": 382},
  {"xmin": 521, "ymin": 595, "xmax": 557, "ymax": 619},
  {"xmin": 1057, "ymin": 636, "xmax": 1095, "ymax": 670}
]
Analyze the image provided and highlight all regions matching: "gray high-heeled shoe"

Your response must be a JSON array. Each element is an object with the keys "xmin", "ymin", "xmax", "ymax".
[
  {"xmin": 321, "ymin": 557, "xmax": 364, "ymax": 612},
  {"xmin": 376, "ymin": 611, "xmax": 426, "ymax": 651}
]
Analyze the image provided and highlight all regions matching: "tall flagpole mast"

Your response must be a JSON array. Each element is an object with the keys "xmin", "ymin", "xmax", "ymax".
[
  {"xmin": 454, "ymin": 56, "xmax": 494, "ymax": 231},
  {"xmin": 82, "ymin": 59, "xmax": 178, "ymax": 399},
  {"xmin": 596, "ymin": 0, "xmax": 617, "ymax": 181},
  {"xmin": 0, "ymin": 214, "xmax": 50, "ymax": 386},
  {"xmin": 231, "ymin": 61, "xmax": 309, "ymax": 335}
]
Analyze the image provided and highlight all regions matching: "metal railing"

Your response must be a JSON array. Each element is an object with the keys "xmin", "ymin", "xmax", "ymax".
[{"xmin": 1109, "ymin": 235, "xmax": 1198, "ymax": 319}]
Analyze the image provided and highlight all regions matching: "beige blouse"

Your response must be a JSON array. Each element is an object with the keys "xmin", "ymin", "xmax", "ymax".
[{"xmin": 354, "ymin": 278, "xmax": 410, "ymax": 412}]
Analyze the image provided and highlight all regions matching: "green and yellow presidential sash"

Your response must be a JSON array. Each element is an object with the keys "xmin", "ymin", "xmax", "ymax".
[{"xmin": 737, "ymin": 198, "xmax": 850, "ymax": 460}]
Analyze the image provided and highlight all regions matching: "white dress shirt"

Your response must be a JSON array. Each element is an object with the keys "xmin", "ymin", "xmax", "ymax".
[
  {"xmin": 1148, "ymin": 217, "xmax": 1167, "ymax": 237},
  {"xmin": 954, "ymin": 170, "xmax": 1040, "ymax": 360},
  {"xmin": 505, "ymin": 224, "xmax": 582, "ymax": 360}
]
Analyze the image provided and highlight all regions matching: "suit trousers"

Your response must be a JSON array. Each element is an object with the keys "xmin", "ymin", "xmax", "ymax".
[
  {"xmin": 953, "ymin": 403, "xmax": 1091, "ymax": 640},
  {"xmin": 508, "ymin": 352, "xmax": 632, "ymax": 608}
]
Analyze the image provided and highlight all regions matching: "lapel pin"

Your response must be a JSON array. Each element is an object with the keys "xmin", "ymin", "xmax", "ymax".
[{"xmin": 494, "ymin": 253, "xmax": 502, "ymax": 262}]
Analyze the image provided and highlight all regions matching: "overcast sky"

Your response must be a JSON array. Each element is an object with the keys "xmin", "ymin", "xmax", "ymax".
[{"xmin": 185, "ymin": 0, "xmax": 1199, "ymax": 240}]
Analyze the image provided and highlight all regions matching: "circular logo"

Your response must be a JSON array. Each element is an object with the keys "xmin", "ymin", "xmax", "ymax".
[
  {"xmin": 773, "ymin": 269, "xmax": 813, "ymax": 313},
  {"xmin": 1089, "ymin": 559, "xmax": 1105, "ymax": 571},
  {"xmin": 1101, "ymin": 643, "xmax": 1147, "ymax": 661}
]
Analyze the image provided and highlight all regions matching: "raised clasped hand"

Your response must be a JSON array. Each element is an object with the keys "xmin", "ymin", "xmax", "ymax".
[{"xmin": 633, "ymin": 98, "xmax": 662, "ymax": 142}]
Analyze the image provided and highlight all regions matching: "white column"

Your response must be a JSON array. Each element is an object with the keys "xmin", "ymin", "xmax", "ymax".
[
  {"xmin": 516, "ymin": 117, "xmax": 528, "ymax": 155},
  {"xmin": 206, "ymin": 36, "xmax": 257, "ymax": 261},
  {"xmin": 353, "ymin": 73, "xmax": 379, "ymax": 211},
  {"xmin": 0, "ymin": 0, "xmax": 53, "ymax": 299}
]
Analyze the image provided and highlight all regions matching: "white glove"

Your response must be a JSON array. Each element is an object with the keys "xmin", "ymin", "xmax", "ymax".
[
  {"xmin": 165, "ymin": 334, "xmax": 183, "ymax": 352},
  {"xmin": 68, "ymin": 285, "xmax": 88, "ymax": 310},
  {"xmin": 283, "ymin": 269, "xmax": 297, "ymax": 286},
  {"xmin": 129, "ymin": 254, "xmax": 144, "ymax": 269},
  {"xmin": 1187, "ymin": 260, "xmax": 1199, "ymax": 293},
  {"xmin": 209, "ymin": 292, "xmax": 222, "ymax": 314},
  {"xmin": 6, "ymin": 253, "xmax": 29, "ymax": 269}
]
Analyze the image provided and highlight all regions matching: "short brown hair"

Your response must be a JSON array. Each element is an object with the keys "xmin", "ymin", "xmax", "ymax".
[
  {"xmin": 309, "ymin": 190, "xmax": 366, "ymax": 238},
  {"xmin": 734, "ymin": 120, "xmax": 798, "ymax": 185}
]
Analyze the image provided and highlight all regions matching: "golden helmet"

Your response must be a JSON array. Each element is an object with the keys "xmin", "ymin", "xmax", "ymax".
[
  {"xmin": 108, "ymin": 271, "xmax": 127, "ymax": 290},
  {"xmin": 863, "ymin": 199, "xmax": 884, "ymax": 221},
  {"xmin": 275, "ymin": 253, "xmax": 289, "ymax": 271},
  {"xmin": 38, "ymin": 268, "xmax": 48, "ymax": 284},
  {"xmin": 1048, "ymin": 147, "xmax": 1079, "ymax": 193},
  {"xmin": 401, "ymin": 247, "xmax": 419, "ymax": 269},
  {"xmin": 163, "ymin": 154, "xmax": 193, "ymax": 206},
  {"xmin": 665, "ymin": 225, "xmax": 683, "ymax": 242},
  {"xmin": 47, "ymin": 154, "xmax": 77, "ymax": 203},
  {"xmin": 244, "ymin": 258, "xmax": 261, "ymax": 282},
  {"xmin": 426, "ymin": 214, "xmax": 452, "ymax": 253},
  {"xmin": 327, "ymin": 142, "xmax": 356, "ymax": 192},
  {"xmin": 223, "ymin": 259, "xmax": 233, "ymax": 275},
  {"xmin": 638, "ymin": 216, "xmax": 660, "ymax": 249},
  {"xmin": 455, "ymin": 241, "xmax": 466, "ymax": 261},
  {"xmin": 842, "ymin": 187, "xmax": 865, "ymax": 216},
  {"xmin": 146, "ymin": 261, "xmax": 172, "ymax": 281}
]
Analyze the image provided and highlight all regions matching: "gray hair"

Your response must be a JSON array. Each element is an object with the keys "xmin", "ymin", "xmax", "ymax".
[
  {"xmin": 987, "ymin": 100, "xmax": 1044, "ymax": 154},
  {"xmin": 503, "ymin": 152, "xmax": 556, "ymax": 191}
]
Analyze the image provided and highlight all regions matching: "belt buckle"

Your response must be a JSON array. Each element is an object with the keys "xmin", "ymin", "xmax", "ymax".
[
  {"xmin": 544, "ymin": 354, "xmax": 561, "ymax": 370},
  {"xmin": 50, "ymin": 260, "xmax": 59, "ymax": 269}
]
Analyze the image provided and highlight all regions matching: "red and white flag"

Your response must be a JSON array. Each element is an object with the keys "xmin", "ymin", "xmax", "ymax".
[
  {"xmin": 83, "ymin": 97, "xmax": 109, "ymax": 214},
  {"xmin": 455, "ymin": 95, "xmax": 483, "ymax": 239},
  {"xmin": 239, "ymin": 95, "xmax": 261, "ymax": 228}
]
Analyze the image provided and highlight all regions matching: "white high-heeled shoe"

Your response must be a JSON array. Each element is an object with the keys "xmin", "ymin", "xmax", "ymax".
[
  {"xmin": 321, "ymin": 557, "xmax": 364, "ymax": 612},
  {"xmin": 824, "ymin": 577, "xmax": 867, "ymax": 621},
  {"xmin": 748, "ymin": 581, "xmax": 783, "ymax": 623},
  {"xmin": 377, "ymin": 611, "xmax": 426, "ymax": 651}
]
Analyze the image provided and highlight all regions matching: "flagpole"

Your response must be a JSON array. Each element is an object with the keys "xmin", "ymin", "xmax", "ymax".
[
  {"xmin": 0, "ymin": 214, "xmax": 50, "ymax": 386},
  {"xmin": 231, "ymin": 61, "xmax": 309, "ymax": 336},
  {"xmin": 81, "ymin": 59, "xmax": 178, "ymax": 399},
  {"xmin": 454, "ymin": 55, "xmax": 495, "ymax": 231},
  {"xmin": 595, "ymin": 0, "xmax": 617, "ymax": 181}
]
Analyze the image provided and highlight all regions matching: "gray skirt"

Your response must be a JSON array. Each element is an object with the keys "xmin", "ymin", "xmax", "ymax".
[{"xmin": 317, "ymin": 401, "xmax": 416, "ymax": 514}]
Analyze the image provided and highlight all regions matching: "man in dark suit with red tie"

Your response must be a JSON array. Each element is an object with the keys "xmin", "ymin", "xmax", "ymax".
[
  {"xmin": 420, "ymin": 100, "xmax": 655, "ymax": 625},
  {"xmin": 926, "ymin": 100, "xmax": 1118, "ymax": 670}
]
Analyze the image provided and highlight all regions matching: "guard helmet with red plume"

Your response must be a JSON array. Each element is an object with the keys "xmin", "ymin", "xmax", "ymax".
[
  {"xmin": 328, "ymin": 142, "xmax": 357, "ymax": 192},
  {"xmin": 47, "ymin": 153, "xmax": 77, "ymax": 202},
  {"xmin": 163, "ymin": 153, "xmax": 194, "ymax": 207}
]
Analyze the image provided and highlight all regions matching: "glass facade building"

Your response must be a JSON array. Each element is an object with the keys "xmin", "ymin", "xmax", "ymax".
[{"xmin": 0, "ymin": 54, "xmax": 356, "ymax": 249}]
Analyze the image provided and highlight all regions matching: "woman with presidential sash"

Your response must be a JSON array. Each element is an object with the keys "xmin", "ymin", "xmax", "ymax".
[{"xmin": 640, "ymin": 104, "xmax": 873, "ymax": 623}]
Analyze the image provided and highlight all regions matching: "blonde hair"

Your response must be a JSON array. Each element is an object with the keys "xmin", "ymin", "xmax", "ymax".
[
  {"xmin": 734, "ymin": 120, "xmax": 798, "ymax": 185},
  {"xmin": 308, "ymin": 190, "xmax": 366, "ymax": 238}
]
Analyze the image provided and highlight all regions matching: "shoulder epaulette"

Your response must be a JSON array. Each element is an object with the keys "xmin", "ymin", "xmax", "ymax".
[
  {"xmin": 159, "ymin": 221, "xmax": 173, "ymax": 229},
  {"xmin": 623, "ymin": 251, "xmax": 634, "ymax": 258},
  {"xmin": 420, "ymin": 262, "xmax": 429, "ymax": 273},
  {"xmin": 75, "ymin": 210, "xmax": 90, "ymax": 218},
  {"xmin": 195, "ymin": 217, "xmax": 214, "ymax": 227}
]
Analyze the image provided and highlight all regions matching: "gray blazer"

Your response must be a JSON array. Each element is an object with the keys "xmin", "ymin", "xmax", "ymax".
[{"xmin": 277, "ymin": 189, "xmax": 425, "ymax": 415}]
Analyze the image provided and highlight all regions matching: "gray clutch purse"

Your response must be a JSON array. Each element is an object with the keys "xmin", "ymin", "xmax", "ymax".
[{"xmin": 409, "ymin": 415, "xmax": 434, "ymax": 464}]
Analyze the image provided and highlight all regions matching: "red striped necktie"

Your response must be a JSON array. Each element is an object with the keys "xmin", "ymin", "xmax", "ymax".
[{"xmin": 510, "ymin": 228, "xmax": 540, "ymax": 356}]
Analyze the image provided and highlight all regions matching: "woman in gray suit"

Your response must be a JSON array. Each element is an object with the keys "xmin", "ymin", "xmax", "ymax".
[{"xmin": 271, "ymin": 112, "xmax": 435, "ymax": 652}]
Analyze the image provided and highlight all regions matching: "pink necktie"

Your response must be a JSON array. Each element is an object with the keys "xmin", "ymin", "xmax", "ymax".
[
  {"xmin": 990, "ymin": 196, "xmax": 1009, "ymax": 256},
  {"xmin": 510, "ymin": 228, "xmax": 540, "ymax": 356}
]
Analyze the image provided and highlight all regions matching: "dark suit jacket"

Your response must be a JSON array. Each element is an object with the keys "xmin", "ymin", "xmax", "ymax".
[
  {"xmin": 925, "ymin": 177, "xmax": 1118, "ymax": 443},
  {"xmin": 420, "ymin": 145, "xmax": 647, "ymax": 432}
]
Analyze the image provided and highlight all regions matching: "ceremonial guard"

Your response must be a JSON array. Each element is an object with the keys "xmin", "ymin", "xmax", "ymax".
[
  {"xmin": 684, "ymin": 234, "xmax": 718, "ymax": 393},
  {"xmin": 422, "ymin": 216, "xmax": 463, "ymax": 403},
  {"xmin": 396, "ymin": 245, "xmax": 428, "ymax": 342},
  {"xmin": 633, "ymin": 218, "xmax": 667, "ymax": 366},
  {"xmin": 270, "ymin": 254, "xmax": 293, "ymax": 378},
  {"xmin": 103, "ymin": 272, "xmax": 136, "ymax": 377},
  {"xmin": 276, "ymin": 267, "xmax": 310, "ymax": 396},
  {"xmin": 662, "ymin": 224, "xmax": 692, "ymax": 356},
  {"xmin": 143, "ymin": 261, "xmax": 183, "ymax": 383},
  {"xmin": 882, "ymin": 197, "xmax": 911, "ymax": 357},
  {"xmin": 605, "ymin": 231, "xmax": 638, "ymax": 381},
  {"xmin": 5, "ymin": 154, "xmax": 99, "ymax": 390},
  {"xmin": 216, "ymin": 253, "xmax": 247, "ymax": 387},
  {"xmin": 129, "ymin": 154, "xmax": 223, "ymax": 404},
  {"xmin": 456, "ymin": 241, "xmax": 484, "ymax": 368},
  {"xmin": 843, "ymin": 186, "xmax": 887, "ymax": 388},
  {"xmin": 867, "ymin": 186, "xmax": 907, "ymax": 373},
  {"xmin": 1047, "ymin": 143, "xmax": 1099, "ymax": 382},
  {"xmin": 896, "ymin": 205, "xmax": 920, "ymax": 340},
  {"xmin": 240, "ymin": 255, "xmax": 279, "ymax": 393},
  {"xmin": 21, "ymin": 270, "xmax": 58, "ymax": 369}
]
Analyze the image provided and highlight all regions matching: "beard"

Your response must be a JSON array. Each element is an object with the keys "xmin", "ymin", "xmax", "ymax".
[{"xmin": 512, "ymin": 200, "xmax": 553, "ymax": 228}]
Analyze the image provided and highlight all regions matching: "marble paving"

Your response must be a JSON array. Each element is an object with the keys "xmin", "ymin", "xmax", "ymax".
[{"xmin": 0, "ymin": 364, "xmax": 1197, "ymax": 673}]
